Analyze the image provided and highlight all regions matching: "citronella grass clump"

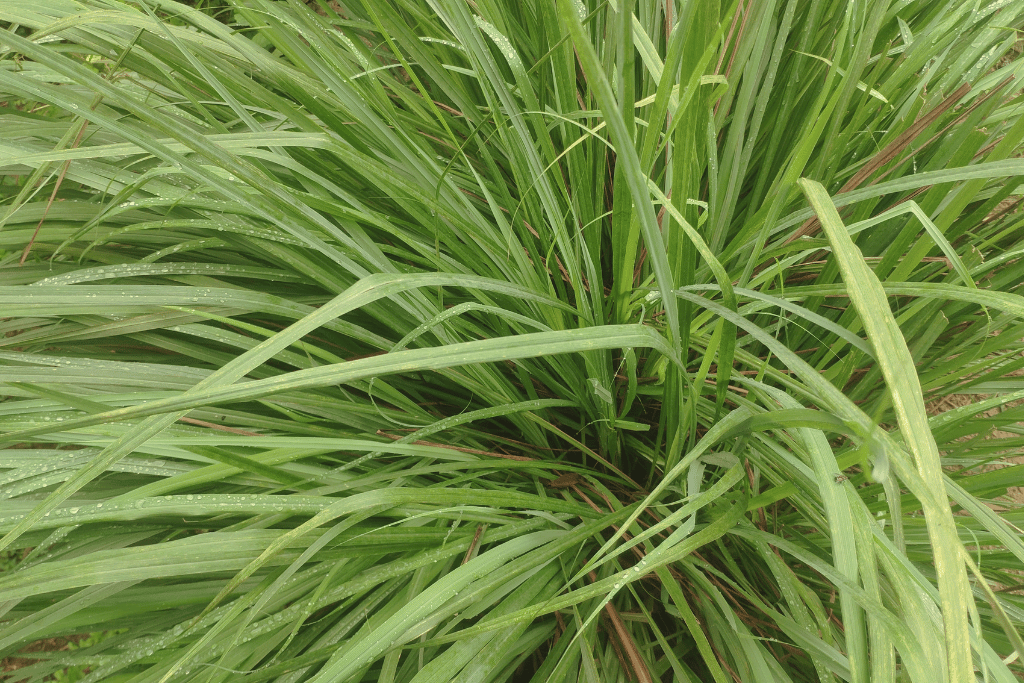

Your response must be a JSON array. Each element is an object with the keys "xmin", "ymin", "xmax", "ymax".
[{"xmin": 1, "ymin": 1, "xmax": 1023, "ymax": 681}]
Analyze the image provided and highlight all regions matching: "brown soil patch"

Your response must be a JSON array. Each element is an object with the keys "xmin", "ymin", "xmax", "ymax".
[
  {"xmin": 1, "ymin": 635, "xmax": 90, "ymax": 681},
  {"xmin": 926, "ymin": 368, "xmax": 1024, "ymax": 506}
]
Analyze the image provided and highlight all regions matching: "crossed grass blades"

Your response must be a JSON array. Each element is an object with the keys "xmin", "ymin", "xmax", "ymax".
[{"xmin": 0, "ymin": 0, "xmax": 1023, "ymax": 681}]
